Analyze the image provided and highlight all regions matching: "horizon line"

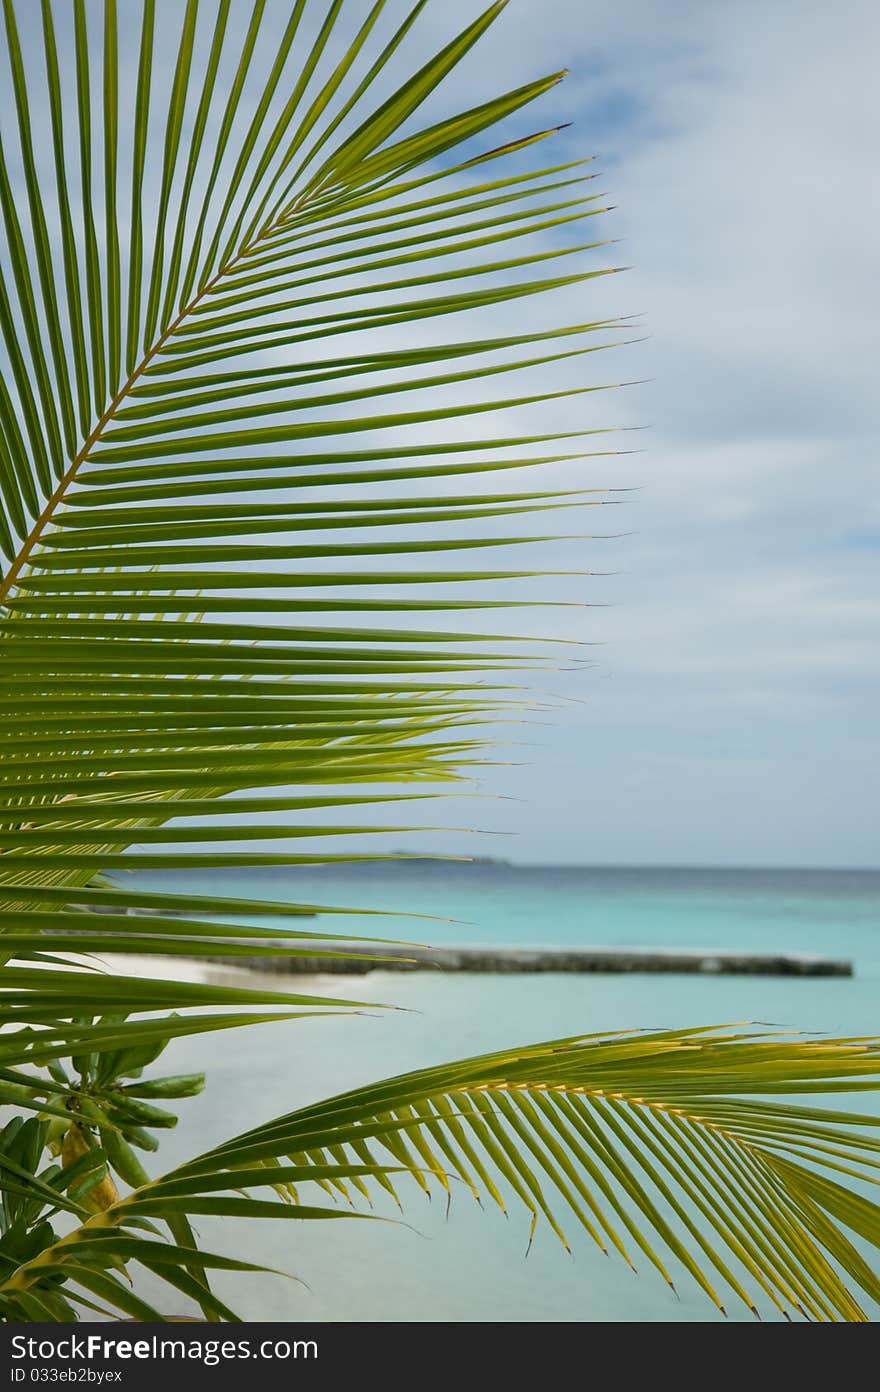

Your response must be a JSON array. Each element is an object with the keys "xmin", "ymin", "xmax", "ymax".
[{"xmin": 291, "ymin": 858, "xmax": 880, "ymax": 874}]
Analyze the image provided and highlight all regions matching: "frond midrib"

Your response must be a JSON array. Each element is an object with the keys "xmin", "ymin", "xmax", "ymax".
[{"xmin": 0, "ymin": 195, "xmax": 315, "ymax": 606}]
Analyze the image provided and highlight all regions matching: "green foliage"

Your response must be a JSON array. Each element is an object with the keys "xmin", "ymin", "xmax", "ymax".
[{"xmin": 0, "ymin": 0, "xmax": 878, "ymax": 1323}]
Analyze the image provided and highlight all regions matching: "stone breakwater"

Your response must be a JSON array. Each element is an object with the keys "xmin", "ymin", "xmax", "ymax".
[{"xmin": 202, "ymin": 945, "xmax": 853, "ymax": 977}]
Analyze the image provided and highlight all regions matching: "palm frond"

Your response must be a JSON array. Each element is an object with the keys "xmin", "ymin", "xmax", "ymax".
[
  {"xmin": 0, "ymin": 0, "xmax": 615, "ymax": 927},
  {"xmin": 6, "ymin": 1028, "xmax": 880, "ymax": 1323},
  {"xmin": 0, "ymin": 0, "xmax": 618, "ymax": 1053}
]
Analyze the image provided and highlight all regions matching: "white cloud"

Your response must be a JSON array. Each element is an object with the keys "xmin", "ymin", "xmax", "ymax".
[{"xmin": 394, "ymin": 0, "xmax": 880, "ymax": 864}]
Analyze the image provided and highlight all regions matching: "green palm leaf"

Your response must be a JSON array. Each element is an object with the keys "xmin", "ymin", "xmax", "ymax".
[{"xmin": 5, "ymin": 1029, "xmax": 880, "ymax": 1323}]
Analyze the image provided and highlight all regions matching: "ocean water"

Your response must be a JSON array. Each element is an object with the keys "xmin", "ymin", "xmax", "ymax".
[{"xmin": 128, "ymin": 863, "xmax": 880, "ymax": 1323}]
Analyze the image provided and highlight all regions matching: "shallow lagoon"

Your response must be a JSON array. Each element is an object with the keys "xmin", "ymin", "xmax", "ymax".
[{"xmin": 127, "ymin": 864, "xmax": 880, "ymax": 1322}]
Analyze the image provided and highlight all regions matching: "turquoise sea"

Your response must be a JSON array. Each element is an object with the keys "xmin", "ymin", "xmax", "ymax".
[{"xmin": 132, "ymin": 863, "xmax": 880, "ymax": 1323}]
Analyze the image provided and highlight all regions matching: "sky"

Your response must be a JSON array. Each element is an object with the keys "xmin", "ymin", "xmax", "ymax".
[
  {"xmin": 414, "ymin": 0, "xmax": 880, "ymax": 868},
  {"xmin": 3, "ymin": 1, "xmax": 878, "ymax": 869}
]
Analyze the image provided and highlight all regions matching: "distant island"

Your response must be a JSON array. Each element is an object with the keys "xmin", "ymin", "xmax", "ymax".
[{"xmin": 390, "ymin": 852, "xmax": 513, "ymax": 867}]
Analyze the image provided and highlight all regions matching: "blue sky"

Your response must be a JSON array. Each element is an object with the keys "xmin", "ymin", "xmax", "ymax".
[{"xmin": 3, "ymin": 1, "xmax": 878, "ymax": 869}]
